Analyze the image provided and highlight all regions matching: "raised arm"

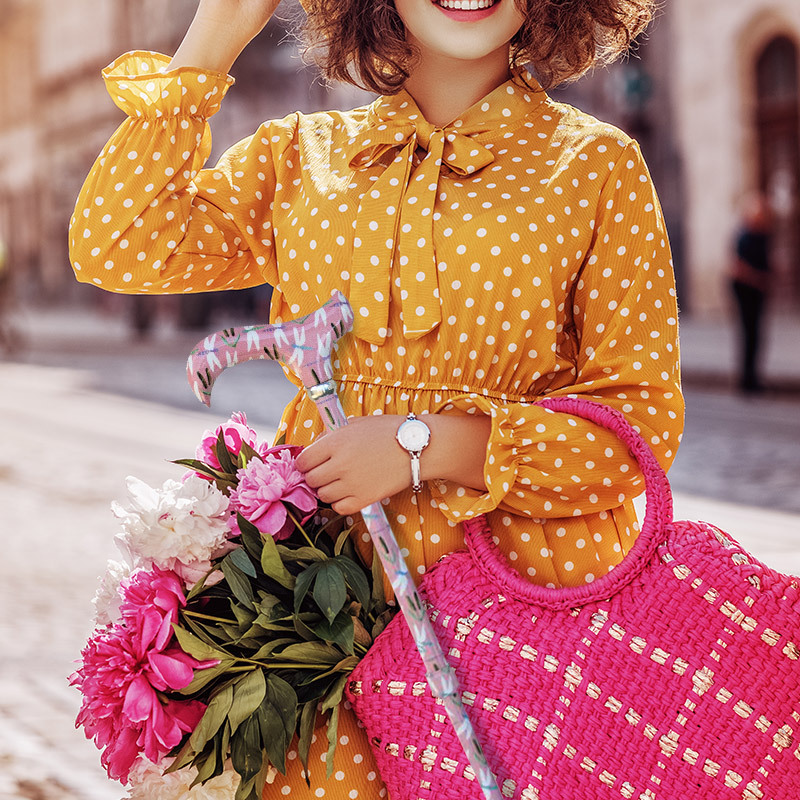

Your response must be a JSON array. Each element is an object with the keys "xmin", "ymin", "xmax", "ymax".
[
  {"xmin": 69, "ymin": 0, "xmax": 286, "ymax": 294},
  {"xmin": 169, "ymin": 0, "xmax": 281, "ymax": 73}
]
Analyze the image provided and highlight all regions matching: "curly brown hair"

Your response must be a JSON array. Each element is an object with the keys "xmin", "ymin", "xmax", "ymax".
[{"xmin": 300, "ymin": 0, "xmax": 656, "ymax": 94}]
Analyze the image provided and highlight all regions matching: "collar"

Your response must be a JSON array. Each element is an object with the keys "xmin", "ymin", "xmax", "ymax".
[{"xmin": 344, "ymin": 73, "xmax": 546, "ymax": 345}]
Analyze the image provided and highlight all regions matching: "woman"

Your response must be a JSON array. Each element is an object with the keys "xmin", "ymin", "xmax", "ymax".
[{"xmin": 69, "ymin": 0, "xmax": 683, "ymax": 795}]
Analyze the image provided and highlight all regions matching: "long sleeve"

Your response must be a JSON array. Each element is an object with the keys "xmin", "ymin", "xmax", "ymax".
[
  {"xmin": 69, "ymin": 51, "xmax": 288, "ymax": 293},
  {"xmin": 431, "ymin": 141, "xmax": 684, "ymax": 522}
]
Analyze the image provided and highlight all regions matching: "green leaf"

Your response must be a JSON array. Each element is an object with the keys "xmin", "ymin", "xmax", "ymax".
[
  {"xmin": 297, "ymin": 701, "xmax": 317, "ymax": 786},
  {"xmin": 172, "ymin": 624, "xmax": 227, "ymax": 662},
  {"xmin": 260, "ymin": 524, "xmax": 296, "ymax": 589},
  {"xmin": 371, "ymin": 608, "xmax": 395, "ymax": 640},
  {"xmin": 292, "ymin": 614, "xmax": 319, "ymax": 643},
  {"xmin": 251, "ymin": 637, "xmax": 298, "ymax": 661},
  {"xmin": 273, "ymin": 431, "xmax": 287, "ymax": 446},
  {"xmin": 333, "ymin": 526, "xmax": 352, "ymax": 557},
  {"xmin": 312, "ymin": 611, "xmax": 354, "ymax": 654},
  {"xmin": 293, "ymin": 562, "xmax": 322, "ymax": 614},
  {"xmin": 229, "ymin": 545, "xmax": 258, "ymax": 578},
  {"xmin": 182, "ymin": 615, "xmax": 229, "ymax": 649},
  {"xmin": 277, "ymin": 545, "xmax": 328, "ymax": 563},
  {"xmin": 335, "ymin": 555, "xmax": 371, "ymax": 611},
  {"xmin": 320, "ymin": 672, "xmax": 350, "ymax": 713},
  {"xmin": 299, "ymin": 655, "xmax": 360, "ymax": 687},
  {"xmin": 239, "ymin": 523, "xmax": 263, "ymax": 562},
  {"xmin": 228, "ymin": 669, "xmax": 267, "ymax": 736},
  {"xmin": 167, "ymin": 733, "xmax": 198, "ymax": 772},
  {"xmin": 278, "ymin": 641, "xmax": 340, "ymax": 664},
  {"xmin": 239, "ymin": 441, "xmax": 261, "ymax": 468},
  {"xmin": 172, "ymin": 458, "xmax": 228, "ymax": 481},
  {"xmin": 231, "ymin": 601, "xmax": 258, "ymax": 631},
  {"xmin": 185, "ymin": 568, "xmax": 218, "ymax": 601},
  {"xmin": 231, "ymin": 715, "xmax": 263, "ymax": 783},
  {"xmin": 313, "ymin": 561, "xmax": 347, "ymax": 624},
  {"xmin": 325, "ymin": 704, "xmax": 340, "ymax": 779},
  {"xmin": 259, "ymin": 674, "xmax": 298, "ymax": 773},
  {"xmin": 215, "ymin": 430, "xmax": 237, "ymax": 475},
  {"xmin": 255, "ymin": 593, "xmax": 283, "ymax": 614},
  {"xmin": 371, "ymin": 546, "xmax": 386, "ymax": 614},
  {"xmin": 189, "ymin": 683, "xmax": 234, "ymax": 753},
  {"xmin": 178, "ymin": 658, "xmax": 236, "ymax": 696},
  {"xmin": 254, "ymin": 752, "xmax": 273, "ymax": 800},
  {"xmin": 256, "ymin": 704, "xmax": 286, "ymax": 775},
  {"xmin": 221, "ymin": 554, "xmax": 255, "ymax": 610},
  {"xmin": 193, "ymin": 741, "xmax": 221, "ymax": 785}
]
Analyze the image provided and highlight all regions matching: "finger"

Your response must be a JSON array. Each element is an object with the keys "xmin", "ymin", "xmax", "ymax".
[
  {"xmin": 332, "ymin": 496, "xmax": 364, "ymax": 517},
  {"xmin": 295, "ymin": 441, "xmax": 332, "ymax": 473},
  {"xmin": 302, "ymin": 461, "xmax": 340, "ymax": 490},
  {"xmin": 315, "ymin": 480, "xmax": 350, "ymax": 505}
]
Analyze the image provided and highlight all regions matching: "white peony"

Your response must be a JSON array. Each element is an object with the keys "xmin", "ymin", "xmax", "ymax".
[
  {"xmin": 113, "ymin": 474, "xmax": 232, "ymax": 585},
  {"xmin": 126, "ymin": 757, "xmax": 241, "ymax": 800},
  {"xmin": 92, "ymin": 559, "xmax": 132, "ymax": 626}
]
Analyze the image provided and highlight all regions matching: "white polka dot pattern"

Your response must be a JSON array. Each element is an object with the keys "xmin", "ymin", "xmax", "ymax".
[
  {"xmin": 70, "ymin": 52, "xmax": 684, "ymax": 602},
  {"xmin": 68, "ymin": 50, "xmax": 686, "ymax": 800}
]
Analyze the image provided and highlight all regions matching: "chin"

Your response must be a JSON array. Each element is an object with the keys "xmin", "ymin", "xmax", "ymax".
[{"xmin": 397, "ymin": 0, "xmax": 525, "ymax": 63}]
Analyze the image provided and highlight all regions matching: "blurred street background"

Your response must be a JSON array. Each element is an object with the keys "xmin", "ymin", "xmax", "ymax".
[{"xmin": 1, "ymin": 0, "xmax": 799, "ymax": 798}]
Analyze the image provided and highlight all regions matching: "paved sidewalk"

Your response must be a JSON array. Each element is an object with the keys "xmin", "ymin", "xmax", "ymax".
[{"xmin": 1, "ymin": 303, "xmax": 798, "ymax": 800}]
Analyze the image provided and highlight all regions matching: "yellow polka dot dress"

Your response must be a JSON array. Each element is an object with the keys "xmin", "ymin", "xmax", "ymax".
[{"xmin": 69, "ymin": 52, "xmax": 684, "ymax": 798}]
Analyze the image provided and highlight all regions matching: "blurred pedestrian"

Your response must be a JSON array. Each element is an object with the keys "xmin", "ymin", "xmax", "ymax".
[
  {"xmin": 730, "ymin": 193, "xmax": 773, "ymax": 394},
  {"xmin": 0, "ymin": 234, "xmax": 12, "ymax": 354}
]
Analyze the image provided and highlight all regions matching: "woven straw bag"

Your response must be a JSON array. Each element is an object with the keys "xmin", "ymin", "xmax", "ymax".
[{"xmin": 345, "ymin": 397, "xmax": 800, "ymax": 800}]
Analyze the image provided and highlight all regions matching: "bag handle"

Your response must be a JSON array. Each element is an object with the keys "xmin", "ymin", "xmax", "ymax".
[{"xmin": 463, "ymin": 396, "xmax": 674, "ymax": 610}]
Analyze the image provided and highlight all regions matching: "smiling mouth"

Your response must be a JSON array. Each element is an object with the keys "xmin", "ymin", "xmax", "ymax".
[{"xmin": 434, "ymin": 0, "xmax": 499, "ymax": 10}]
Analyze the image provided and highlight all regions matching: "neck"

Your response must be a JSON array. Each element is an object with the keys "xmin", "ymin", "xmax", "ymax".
[{"xmin": 402, "ymin": 45, "xmax": 512, "ymax": 127}]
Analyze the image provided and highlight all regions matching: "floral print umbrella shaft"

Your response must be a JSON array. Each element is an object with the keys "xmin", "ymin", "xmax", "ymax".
[{"xmin": 186, "ymin": 291, "xmax": 503, "ymax": 800}]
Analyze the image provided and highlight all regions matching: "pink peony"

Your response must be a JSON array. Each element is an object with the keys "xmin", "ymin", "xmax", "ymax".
[
  {"xmin": 72, "ymin": 567, "xmax": 216, "ymax": 782},
  {"xmin": 195, "ymin": 412, "xmax": 265, "ymax": 472},
  {"xmin": 71, "ymin": 623, "xmax": 208, "ymax": 782},
  {"xmin": 228, "ymin": 446, "xmax": 317, "ymax": 540},
  {"xmin": 119, "ymin": 567, "xmax": 187, "ymax": 653}
]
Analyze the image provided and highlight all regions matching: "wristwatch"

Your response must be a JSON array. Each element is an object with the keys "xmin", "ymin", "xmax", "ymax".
[{"xmin": 396, "ymin": 413, "xmax": 431, "ymax": 493}]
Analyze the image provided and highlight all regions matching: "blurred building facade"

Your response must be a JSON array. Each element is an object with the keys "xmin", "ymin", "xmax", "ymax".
[
  {"xmin": 0, "ymin": 0, "xmax": 798, "ymax": 316},
  {"xmin": 0, "ymin": 0, "xmax": 367, "ymax": 311},
  {"xmin": 557, "ymin": 0, "xmax": 800, "ymax": 314}
]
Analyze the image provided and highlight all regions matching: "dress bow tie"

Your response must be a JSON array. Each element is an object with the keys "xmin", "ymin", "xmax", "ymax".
[{"xmin": 345, "ymin": 113, "xmax": 495, "ymax": 345}]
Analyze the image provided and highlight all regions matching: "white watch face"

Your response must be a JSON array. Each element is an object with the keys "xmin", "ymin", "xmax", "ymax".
[{"xmin": 398, "ymin": 419, "xmax": 430, "ymax": 451}]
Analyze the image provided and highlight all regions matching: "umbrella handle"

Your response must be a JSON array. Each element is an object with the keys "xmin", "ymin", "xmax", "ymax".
[{"xmin": 187, "ymin": 293, "xmax": 502, "ymax": 799}]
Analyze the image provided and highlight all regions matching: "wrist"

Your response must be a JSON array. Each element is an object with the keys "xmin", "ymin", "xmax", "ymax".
[
  {"xmin": 169, "ymin": 15, "xmax": 257, "ymax": 74},
  {"xmin": 418, "ymin": 413, "xmax": 491, "ymax": 491}
]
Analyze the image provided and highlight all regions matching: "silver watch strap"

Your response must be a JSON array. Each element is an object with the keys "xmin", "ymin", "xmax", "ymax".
[{"xmin": 409, "ymin": 452, "xmax": 423, "ymax": 493}]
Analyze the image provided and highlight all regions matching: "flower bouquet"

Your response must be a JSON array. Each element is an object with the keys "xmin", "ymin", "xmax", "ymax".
[{"xmin": 71, "ymin": 413, "xmax": 395, "ymax": 800}]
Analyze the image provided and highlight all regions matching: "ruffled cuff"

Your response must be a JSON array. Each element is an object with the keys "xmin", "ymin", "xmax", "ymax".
[
  {"xmin": 102, "ymin": 50, "xmax": 234, "ymax": 119},
  {"xmin": 429, "ymin": 394, "xmax": 520, "ymax": 522}
]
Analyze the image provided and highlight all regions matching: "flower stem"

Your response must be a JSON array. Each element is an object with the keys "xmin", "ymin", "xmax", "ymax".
[
  {"xmin": 183, "ymin": 610, "xmax": 235, "ymax": 624},
  {"xmin": 286, "ymin": 509, "xmax": 318, "ymax": 550}
]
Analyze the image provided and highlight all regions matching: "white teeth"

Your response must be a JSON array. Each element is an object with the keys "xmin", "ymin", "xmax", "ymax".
[{"xmin": 437, "ymin": 0, "xmax": 496, "ymax": 10}]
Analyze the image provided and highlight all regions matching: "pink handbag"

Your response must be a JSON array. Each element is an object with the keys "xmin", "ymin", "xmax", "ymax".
[{"xmin": 345, "ymin": 397, "xmax": 800, "ymax": 799}]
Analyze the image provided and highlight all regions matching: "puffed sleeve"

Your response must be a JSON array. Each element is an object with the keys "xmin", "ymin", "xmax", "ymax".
[
  {"xmin": 431, "ymin": 140, "xmax": 684, "ymax": 521},
  {"xmin": 69, "ymin": 51, "xmax": 293, "ymax": 294}
]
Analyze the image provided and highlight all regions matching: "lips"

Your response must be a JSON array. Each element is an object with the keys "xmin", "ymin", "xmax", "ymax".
[
  {"xmin": 432, "ymin": 0, "xmax": 501, "ymax": 21},
  {"xmin": 435, "ymin": 0, "xmax": 497, "ymax": 8}
]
